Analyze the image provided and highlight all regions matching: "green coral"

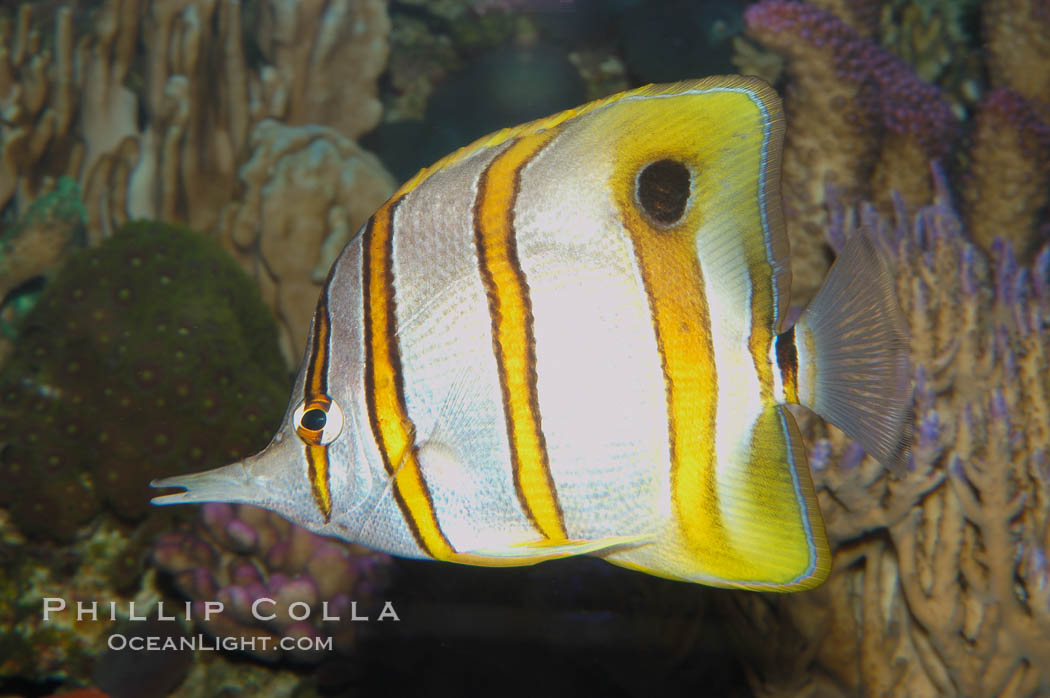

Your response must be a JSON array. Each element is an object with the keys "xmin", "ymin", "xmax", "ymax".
[
  {"xmin": 0, "ymin": 221, "xmax": 289, "ymax": 541},
  {"xmin": 0, "ymin": 176, "xmax": 87, "ymax": 339},
  {"xmin": 3, "ymin": 176, "xmax": 87, "ymax": 240}
]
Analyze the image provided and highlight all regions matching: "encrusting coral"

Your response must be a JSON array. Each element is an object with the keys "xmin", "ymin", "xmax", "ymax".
[
  {"xmin": 153, "ymin": 502, "xmax": 391, "ymax": 663},
  {"xmin": 726, "ymin": 168, "xmax": 1050, "ymax": 698},
  {"xmin": 0, "ymin": 221, "xmax": 288, "ymax": 540}
]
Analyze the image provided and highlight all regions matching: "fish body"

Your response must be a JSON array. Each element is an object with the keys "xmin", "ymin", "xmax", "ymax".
[{"xmin": 153, "ymin": 76, "xmax": 911, "ymax": 590}]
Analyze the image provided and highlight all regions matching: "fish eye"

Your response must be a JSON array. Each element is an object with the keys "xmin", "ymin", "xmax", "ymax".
[
  {"xmin": 301, "ymin": 408, "xmax": 326, "ymax": 431},
  {"xmin": 636, "ymin": 159, "xmax": 691, "ymax": 226},
  {"xmin": 293, "ymin": 397, "xmax": 343, "ymax": 445}
]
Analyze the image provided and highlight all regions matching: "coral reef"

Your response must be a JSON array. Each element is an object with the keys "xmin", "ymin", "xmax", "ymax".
[
  {"xmin": 743, "ymin": 0, "xmax": 958, "ymax": 303},
  {"xmin": 962, "ymin": 89, "xmax": 1050, "ymax": 261},
  {"xmin": 152, "ymin": 502, "xmax": 391, "ymax": 663},
  {"xmin": 0, "ymin": 221, "xmax": 288, "ymax": 540},
  {"xmin": 878, "ymin": 0, "xmax": 983, "ymax": 115},
  {"xmin": 0, "ymin": 0, "xmax": 390, "ymax": 237},
  {"xmin": 742, "ymin": 0, "xmax": 1050, "ymax": 299},
  {"xmin": 217, "ymin": 120, "xmax": 396, "ymax": 365},
  {"xmin": 1, "ymin": 0, "xmax": 396, "ymax": 366},
  {"xmin": 983, "ymin": 0, "xmax": 1050, "ymax": 105},
  {"xmin": 0, "ymin": 175, "xmax": 86, "ymax": 364},
  {"xmin": 730, "ymin": 4, "xmax": 1050, "ymax": 694},
  {"xmin": 726, "ymin": 169, "xmax": 1050, "ymax": 698},
  {"xmin": 0, "ymin": 176, "xmax": 85, "ymax": 303},
  {"xmin": 1, "ymin": 513, "xmax": 163, "ymax": 686}
]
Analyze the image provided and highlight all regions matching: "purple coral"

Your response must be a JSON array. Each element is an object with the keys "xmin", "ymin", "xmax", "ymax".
[
  {"xmin": 978, "ymin": 89, "xmax": 1050, "ymax": 171},
  {"xmin": 745, "ymin": 0, "xmax": 957, "ymax": 156},
  {"xmin": 153, "ymin": 503, "xmax": 390, "ymax": 663}
]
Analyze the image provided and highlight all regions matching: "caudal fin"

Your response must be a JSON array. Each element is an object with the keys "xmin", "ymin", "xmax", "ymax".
[{"xmin": 793, "ymin": 232, "xmax": 912, "ymax": 473}]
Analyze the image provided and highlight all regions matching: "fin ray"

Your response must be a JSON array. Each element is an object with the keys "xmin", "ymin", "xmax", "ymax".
[
  {"xmin": 794, "ymin": 232, "xmax": 913, "ymax": 473},
  {"xmin": 713, "ymin": 406, "xmax": 829, "ymax": 589},
  {"xmin": 605, "ymin": 406, "xmax": 829, "ymax": 590}
]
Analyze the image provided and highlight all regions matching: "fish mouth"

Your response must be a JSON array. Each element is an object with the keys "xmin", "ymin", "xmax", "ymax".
[{"xmin": 150, "ymin": 460, "xmax": 261, "ymax": 507}]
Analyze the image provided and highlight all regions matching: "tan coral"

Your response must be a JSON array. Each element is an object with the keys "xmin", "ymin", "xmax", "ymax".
[
  {"xmin": 727, "ymin": 173, "xmax": 1050, "ymax": 698},
  {"xmin": 0, "ymin": 4, "xmax": 80, "ymax": 216},
  {"xmin": 3, "ymin": 0, "xmax": 391, "ymax": 243},
  {"xmin": 744, "ymin": 5, "xmax": 881, "ymax": 305},
  {"xmin": 962, "ymin": 89, "xmax": 1050, "ymax": 261},
  {"xmin": 984, "ymin": 0, "xmax": 1050, "ymax": 104},
  {"xmin": 744, "ymin": 1, "xmax": 958, "ymax": 302},
  {"xmin": 218, "ymin": 119, "xmax": 396, "ymax": 365},
  {"xmin": 729, "ymin": 36, "xmax": 784, "ymax": 88},
  {"xmin": 878, "ymin": 0, "xmax": 984, "ymax": 119},
  {"xmin": 253, "ymin": 0, "xmax": 390, "ymax": 140}
]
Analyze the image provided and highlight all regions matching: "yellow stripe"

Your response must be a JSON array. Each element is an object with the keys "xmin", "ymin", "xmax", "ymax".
[
  {"xmin": 474, "ymin": 129, "xmax": 567, "ymax": 542},
  {"xmin": 305, "ymin": 443, "xmax": 331, "ymax": 519},
  {"xmin": 610, "ymin": 167, "xmax": 721, "ymax": 550},
  {"xmin": 303, "ymin": 291, "xmax": 333, "ymax": 521},
  {"xmin": 362, "ymin": 202, "xmax": 455, "ymax": 559},
  {"xmin": 305, "ymin": 292, "xmax": 331, "ymax": 399},
  {"xmin": 749, "ymin": 303, "xmax": 776, "ymax": 404}
]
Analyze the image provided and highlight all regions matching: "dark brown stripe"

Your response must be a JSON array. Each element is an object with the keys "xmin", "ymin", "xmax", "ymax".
[
  {"xmin": 472, "ymin": 130, "xmax": 567, "ymax": 541},
  {"xmin": 305, "ymin": 286, "xmax": 331, "ymax": 400},
  {"xmin": 775, "ymin": 327, "xmax": 798, "ymax": 403},
  {"xmin": 303, "ymin": 287, "xmax": 332, "ymax": 521},
  {"xmin": 361, "ymin": 200, "xmax": 453, "ymax": 557}
]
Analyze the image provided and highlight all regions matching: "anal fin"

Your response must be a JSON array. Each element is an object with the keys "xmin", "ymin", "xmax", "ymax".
[
  {"xmin": 450, "ymin": 534, "xmax": 652, "ymax": 568},
  {"xmin": 711, "ymin": 405, "xmax": 829, "ymax": 589}
]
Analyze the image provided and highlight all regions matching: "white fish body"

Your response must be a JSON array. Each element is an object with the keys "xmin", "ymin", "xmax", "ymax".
[{"xmin": 153, "ymin": 76, "xmax": 911, "ymax": 590}]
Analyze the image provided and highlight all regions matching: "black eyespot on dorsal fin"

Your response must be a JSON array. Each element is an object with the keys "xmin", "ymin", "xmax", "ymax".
[{"xmin": 636, "ymin": 159, "xmax": 691, "ymax": 225}]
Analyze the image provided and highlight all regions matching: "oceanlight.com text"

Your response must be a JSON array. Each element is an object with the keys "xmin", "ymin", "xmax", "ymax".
[{"xmin": 107, "ymin": 632, "xmax": 334, "ymax": 653}]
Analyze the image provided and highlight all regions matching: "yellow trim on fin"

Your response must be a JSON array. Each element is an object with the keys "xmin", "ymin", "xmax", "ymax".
[{"xmin": 448, "ymin": 534, "xmax": 651, "ymax": 568}]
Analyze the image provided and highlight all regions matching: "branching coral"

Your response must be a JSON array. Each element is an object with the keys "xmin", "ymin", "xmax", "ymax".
[
  {"xmin": 878, "ymin": 0, "xmax": 983, "ymax": 116},
  {"xmin": 2, "ymin": 0, "xmax": 395, "ymax": 365},
  {"xmin": 0, "ymin": 5, "xmax": 80, "ymax": 213},
  {"xmin": 743, "ymin": 0, "xmax": 957, "ymax": 303},
  {"xmin": 962, "ymin": 89, "xmax": 1050, "ymax": 261},
  {"xmin": 728, "ymin": 169, "xmax": 1050, "ymax": 698},
  {"xmin": 744, "ymin": 0, "xmax": 1050, "ymax": 295},
  {"xmin": 983, "ymin": 0, "xmax": 1050, "ymax": 105},
  {"xmin": 2, "ymin": 0, "xmax": 391, "ymax": 239},
  {"xmin": 153, "ymin": 502, "xmax": 391, "ymax": 663}
]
